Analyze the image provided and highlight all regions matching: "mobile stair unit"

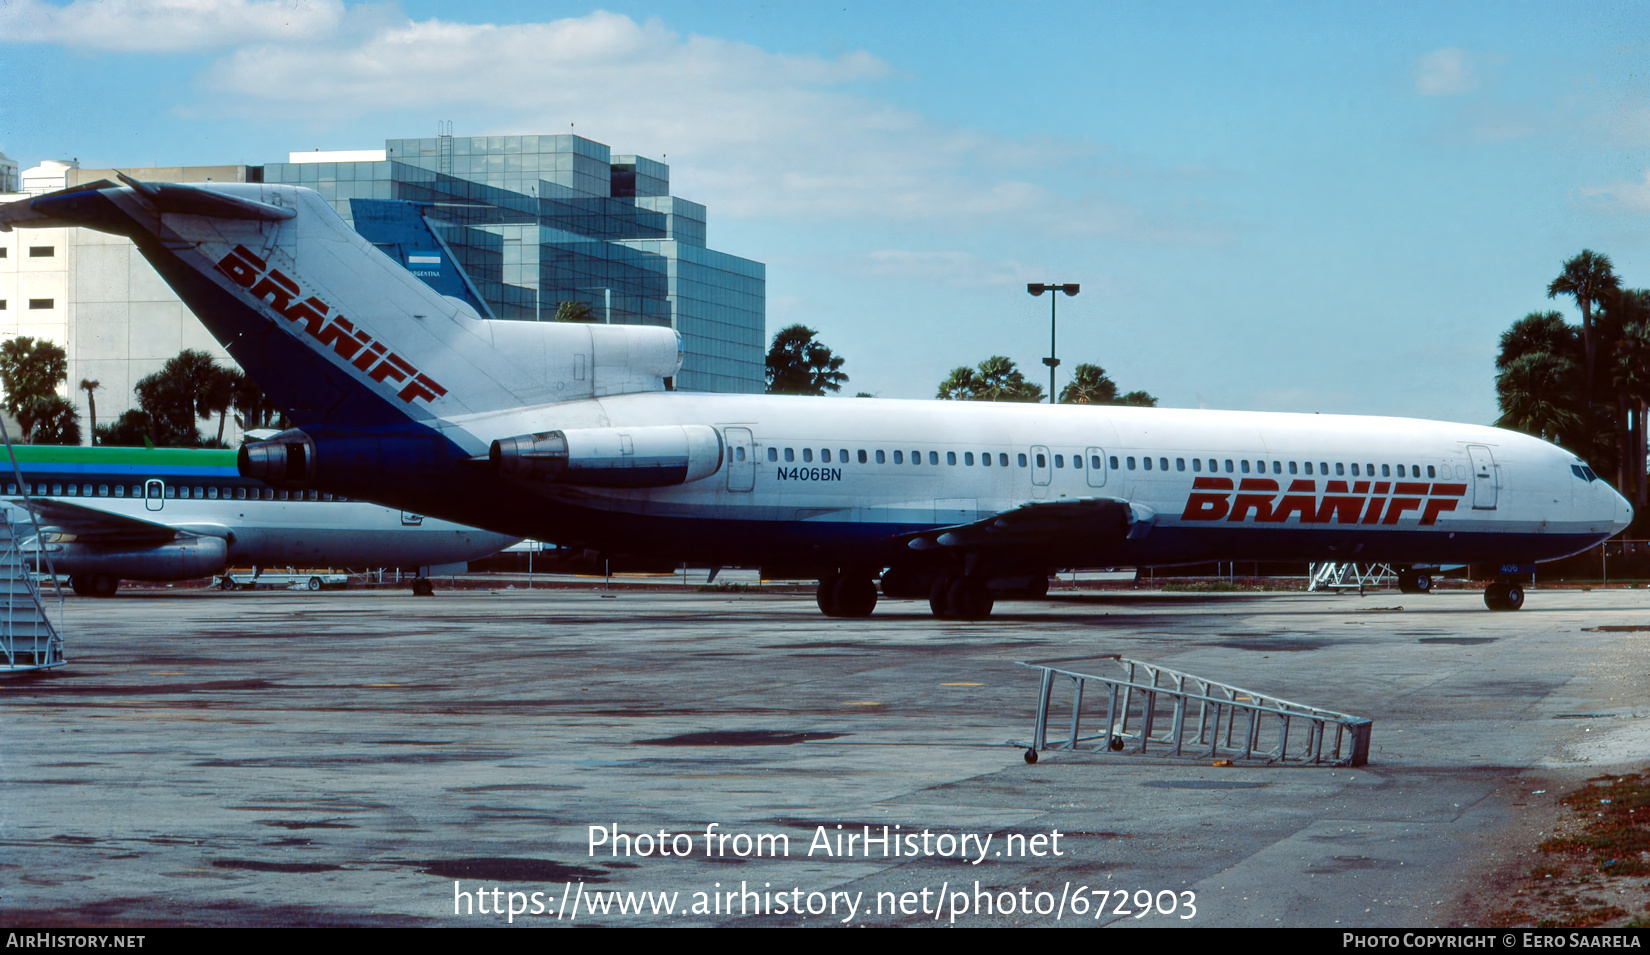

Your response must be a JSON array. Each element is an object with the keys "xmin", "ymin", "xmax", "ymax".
[
  {"xmin": 1016, "ymin": 657, "xmax": 1371, "ymax": 767},
  {"xmin": 1, "ymin": 419, "xmax": 65, "ymax": 673}
]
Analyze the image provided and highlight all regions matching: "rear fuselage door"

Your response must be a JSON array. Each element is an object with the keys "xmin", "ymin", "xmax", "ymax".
[
  {"xmin": 1030, "ymin": 446, "xmax": 1052, "ymax": 487},
  {"xmin": 725, "ymin": 427, "xmax": 755, "ymax": 492},
  {"xmin": 145, "ymin": 479, "xmax": 165, "ymax": 512},
  {"xmin": 1467, "ymin": 445, "xmax": 1497, "ymax": 510},
  {"xmin": 1084, "ymin": 447, "xmax": 1108, "ymax": 488}
]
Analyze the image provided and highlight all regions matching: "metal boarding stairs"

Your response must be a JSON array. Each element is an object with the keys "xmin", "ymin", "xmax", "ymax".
[
  {"xmin": 1016, "ymin": 657, "xmax": 1371, "ymax": 767},
  {"xmin": 0, "ymin": 420, "xmax": 65, "ymax": 673},
  {"xmin": 1307, "ymin": 562, "xmax": 1395, "ymax": 592}
]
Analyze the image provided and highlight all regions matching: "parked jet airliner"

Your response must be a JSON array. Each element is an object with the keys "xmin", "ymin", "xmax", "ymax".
[
  {"xmin": 0, "ymin": 178, "xmax": 1630, "ymax": 616},
  {"xmin": 1, "ymin": 445, "xmax": 518, "ymax": 596}
]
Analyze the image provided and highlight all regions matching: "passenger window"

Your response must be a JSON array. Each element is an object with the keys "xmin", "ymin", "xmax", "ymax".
[
  {"xmin": 1396, "ymin": 464, "xmax": 1404, "ymax": 477},
  {"xmin": 1126, "ymin": 456, "xmax": 1135, "ymax": 470},
  {"xmin": 1162, "ymin": 458, "xmax": 1170, "ymax": 472},
  {"xmin": 1224, "ymin": 460, "xmax": 1234, "ymax": 473},
  {"xmin": 1142, "ymin": 456, "xmax": 1150, "ymax": 470},
  {"xmin": 964, "ymin": 452, "xmax": 974, "ymax": 465},
  {"xmin": 1096, "ymin": 455, "xmax": 1106, "ymax": 470},
  {"xmin": 1072, "ymin": 455, "xmax": 1082, "ymax": 469},
  {"xmin": 1110, "ymin": 456, "xmax": 1119, "ymax": 469},
  {"xmin": 858, "ymin": 450, "xmax": 868, "ymax": 464},
  {"xmin": 803, "ymin": 448, "xmax": 813, "ymax": 463},
  {"xmin": 981, "ymin": 453, "xmax": 991, "ymax": 467},
  {"xmin": 913, "ymin": 450, "xmax": 922, "ymax": 465},
  {"xmin": 785, "ymin": 448, "xmax": 795, "ymax": 463},
  {"xmin": 876, "ymin": 450, "xmax": 885, "ymax": 464},
  {"xmin": 1056, "ymin": 454, "xmax": 1066, "ymax": 468},
  {"xmin": 767, "ymin": 447, "xmax": 777, "ymax": 462},
  {"xmin": 821, "ymin": 449, "xmax": 830, "ymax": 463},
  {"xmin": 894, "ymin": 451, "xmax": 904, "ymax": 464},
  {"xmin": 166, "ymin": 487, "xmax": 176, "ymax": 498},
  {"xmin": 735, "ymin": 447, "xmax": 745, "ymax": 461},
  {"xmin": 1349, "ymin": 463, "xmax": 1357, "ymax": 476},
  {"xmin": 1381, "ymin": 464, "xmax": 1391, "ymax": 477},
  {"xmin": 1319, "ymin": 462, "xmax": 1328, "ymax": 473},
  {"xmin": 66, "ymin": 484, "xmax": 77, "ymax": 496},
  {"xmin": 52, "ymin": 484, "xmax": 62, "ymax": 495},
  {"xmin": 208, "ymin": 488, "xmax": 219, "ymax": 499},
  {"xmin": 1176, "ymin": 458, "xmax": 1185, "ymax": 471},
  {"xmin": 1191, "ymin": 459, "xmax": 1201, "ymax": 472},
  {"xmin": 839, "ymin": 449, "xmax": 848, "ymax": 461},
  {"xmin": 1289, "ymin": 462, "xmax": 1298, "ymax": 475},
  {"xmin": 1039, "ymin": 453, "xmax": 1050, "ymax": 468},
  {"xmin": 1365, "ymin": 463, "xmax": 1374, "ymax": 475},
  {"xmin": 1303, "ymin": 462, "xmax": 1312, "ymax": 475},
  {"xmin": 999, "ymin": 454, "xmax": 1008, "ymax": 467},
  {"xmin": 929, "ymin": 451, "xmax": 938, "ymax": 465},
  {"xmin": 1427, "ymin": 465, "xmax": 1436, "ymax": 478},
  {"xmin": 114, "ymin": 485, "xmax": 124, "ymax": 497},
  {"xmin": 948, "ymin": 452, "xmax": 957, "ymax": 465},
  {"xmin": 1018, "ymin": 453, "xmax": 1027, "ymax": 467},
  {"xmin": 1240, "ymin": 461, "xmax": 1250, "ymax": 474}
]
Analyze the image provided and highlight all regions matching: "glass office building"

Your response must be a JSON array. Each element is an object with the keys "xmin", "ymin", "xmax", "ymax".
[{"xmin": 264, "ymin": 134, "xmax": 764, "ymax": 393}]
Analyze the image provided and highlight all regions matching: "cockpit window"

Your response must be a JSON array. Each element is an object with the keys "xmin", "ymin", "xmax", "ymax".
[{"xmin": 1572, "ymin": 464, "xmax": 1598, "ymax": 482}]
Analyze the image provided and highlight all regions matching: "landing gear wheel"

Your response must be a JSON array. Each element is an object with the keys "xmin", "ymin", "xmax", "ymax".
[
  {"xmin": 816, "ymin": 572, "xmax": 842, "ymax": 616},
  {"xmin": 1024, "ymin": 748, "xmax": 1038, "ymax": 765},
  {"xmin": 220, "ymin": 575, "xmax": 237, "ymax": 591},
  {"xmin": 412, "ymin": 578, "xmax": 434, "ymax": 596},
  {"xmin": 70, "ymin": 574, "xmax": 118, "ymax": 598},
  {"xmin": 1399, "ymin": 571, "xmax": 1434, "ymax": 595},
  {"xmin": 1485, "ymin": 581, "xmax": 1525, "ymax": 611},
  {"xmin": 929, "ymin": 576, "xmax": 954, "ymax": 618},
  {"xmin": 307, "ymin": 576, "xmax": 323, "ymax": 591},
  {"xmin": 1414, "ymin": 573, "xmax": 1433, "ymax": 594},
  {"xmin": 832, "ymin": 576, "xmax": 878, "ymax": 617},
  {"xmin": 946, "ymin": 577, "xmax": 995, "ymax": 620}
]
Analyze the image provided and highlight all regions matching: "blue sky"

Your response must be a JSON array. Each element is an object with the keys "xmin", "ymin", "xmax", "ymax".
[{"xmin": 3, "ymin": 1, "xmax": 1646, "ymax": 422}]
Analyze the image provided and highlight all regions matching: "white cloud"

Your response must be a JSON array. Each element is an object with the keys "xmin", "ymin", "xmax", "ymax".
[
  {"xmin": 1576, "ymin": 170, "xmax": 1650, "ymax": 214},
  {"xmin": 167, "ymin": 10, "xmax": 1182, "ymax": 240},
  {"xmin": 1414, "ymin": 48, "xmax": 1479, "ymax": 96},
  {"xmin": 0, "ymin": 0, "xmax": 347, "ymax": 53}
]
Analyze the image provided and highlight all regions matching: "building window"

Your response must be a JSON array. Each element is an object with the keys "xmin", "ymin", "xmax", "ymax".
[
  {"xmin": 0, "ymin": 248, "xmax": 7, "ymax": 258},
  {"xmin": 0, "ymin": 300, "xmax": 6, "ymax": 310},
  {"xmin": 28, "ymin": 246, "xmax": 54, "ymax": 257},
  {"xmin": 28, "ymin": 298, "xmax": 52, "ymax": 309}
]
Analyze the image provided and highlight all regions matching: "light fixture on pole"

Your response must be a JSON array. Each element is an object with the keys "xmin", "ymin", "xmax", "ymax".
[{"xmin": 1027, "ymin": 282, "xmax": 1080, "ymax": 403}]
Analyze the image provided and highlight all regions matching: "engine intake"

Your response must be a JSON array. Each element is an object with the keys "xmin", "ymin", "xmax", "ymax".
[
  {"xmin": 238, "ymin": 429, "xmax": 317, "ymax": 486},
  {"xmin": 491, "ymin": 425, "xmax": 723, "ymax": 488}
]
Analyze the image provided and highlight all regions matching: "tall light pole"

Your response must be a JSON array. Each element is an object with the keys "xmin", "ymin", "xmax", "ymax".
[{"xmin": 1027, "ymin": 283, "xmax": 1079, "ymax": 403}]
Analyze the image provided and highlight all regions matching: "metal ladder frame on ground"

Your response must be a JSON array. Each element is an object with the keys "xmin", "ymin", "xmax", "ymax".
[
  {"xmin": 0, "ymin": 418, "xmax": 65, "ymax": 672},
  {"xmin": 1017, "ymin": 657, "xmax": 1371, "ymax": 767},
  {"xmin": 1307, "ymin": 562, "xmax": 1396, "ymax": 592}
]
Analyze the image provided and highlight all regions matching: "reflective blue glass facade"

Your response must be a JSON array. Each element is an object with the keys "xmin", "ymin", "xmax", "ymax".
[{"xmin": 263, "ymin": 134, "xmax": 764, "ymax": 393}]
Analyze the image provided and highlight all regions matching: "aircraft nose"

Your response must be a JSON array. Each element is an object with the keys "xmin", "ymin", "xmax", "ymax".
[{"xmin": 1613, "ymin": 485, "xmax": 1634, "ymax": 534}]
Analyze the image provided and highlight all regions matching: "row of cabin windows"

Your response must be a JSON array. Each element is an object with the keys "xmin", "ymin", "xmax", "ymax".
[
  {"xmin": 5, "ymin": 483, "xmax": 344, "ymax": 502},
  {"xmin": 763, "ymin": 446, "xmax": 1018, "ymax": 467},
  {"xmin": 1108, "ymin": 456, "xmax": 1444, "ymax": 479},
  {"xmin": 756, "ymin": 445, "xmax": 1446, "ymax": 480},
  {"xmin": 0, "ymin": 248, "xmax": 55, "ymax": 258}
]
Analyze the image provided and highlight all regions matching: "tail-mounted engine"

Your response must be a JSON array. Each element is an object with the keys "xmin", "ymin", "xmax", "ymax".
[
  {"xmin": 491, "ymin": 425, "xmax": 723, "ymax": 488},
  {"xmin": 238, "ymin": 430, "xmax": 317, "ymax": 486}
]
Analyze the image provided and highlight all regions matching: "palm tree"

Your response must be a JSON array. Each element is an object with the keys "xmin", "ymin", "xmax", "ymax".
[
  {"xmin": 1058, "ymin": 364, "xmax": 1119, "ymax": 405},
  {"xmin": 79, "ymin": 379, "xmax": 99, "ymax": 444},
  {"xmin": 1495, "ymin": 351, "xmax": 1584, "ymax": 445},
  {"xmin": 764, "ymin": 325, "xmax": 848, "ymax": 395},
  {"xmin": 936, "ymin": 356, "xmax": 1043, "ymax": 402},
  {"xmin": 554, "ymin": 300, "xmax": 596, "ymax": 323},
  {"xmin": 1548, "ymin": 250, "xmax": 1621, "ymax": 407}
]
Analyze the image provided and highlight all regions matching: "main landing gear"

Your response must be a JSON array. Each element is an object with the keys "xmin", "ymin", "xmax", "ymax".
[
  {"xmin": 816, "ymin": 570, "xmax": 878, "ymax": 617},
  {"xmin": 1484, "ymin": 580, "xmax": 1525, "ymax": 611},
  {"xmin": 69, "ymin": 574, "xmax": 119, "ymax": 597},
  {"xmin": 928, "ymin": 575, "xmax": 994, "ymax": 620},
  {"xmin": 1397, "ymin": 570, "xmax": 1433, "ymax": 595}
]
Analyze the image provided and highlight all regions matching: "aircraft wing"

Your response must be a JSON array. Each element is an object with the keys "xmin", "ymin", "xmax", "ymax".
[
  {"xmin": 15, "ymin": 498, "xmax": 188, "ymax": 544},
  {"xmin": 899, "ymin": 496, "xmax": 1152, "ymax": 552}
]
